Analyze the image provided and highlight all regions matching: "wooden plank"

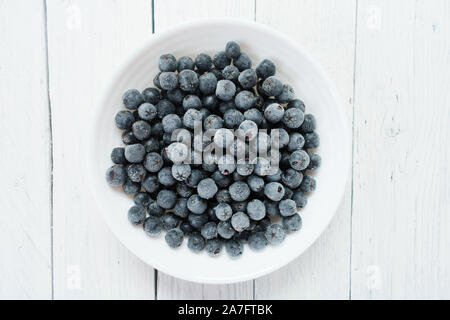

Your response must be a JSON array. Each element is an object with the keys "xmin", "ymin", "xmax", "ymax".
[
  {"xmin": 352, "ymin": 0, "xmax": 450, "ymax": 299},
  {"xmin": 254, "ymin": 0, "xmax": 356, "ymax": 299},
  {"xmin": 154, "ymin": 0, "xmax": 255, "ymax": 300},
  {"xmin": 0, "ymin": 0, "xmax": 52, "ymax": 300},
  {"xmin": 46, "ymin": 0, "xmax": 155, "ymax": 299}
]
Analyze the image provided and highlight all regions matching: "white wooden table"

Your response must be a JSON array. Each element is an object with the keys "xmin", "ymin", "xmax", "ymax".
[{"xmin": 1, "ymin": 0, "xmax": 449, "ymax": 300}]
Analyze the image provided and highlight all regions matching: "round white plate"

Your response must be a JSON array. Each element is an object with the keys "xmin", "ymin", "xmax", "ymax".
[{"xmin": 87, "ymin": 18, "xmax": 351, "ymax": 284}]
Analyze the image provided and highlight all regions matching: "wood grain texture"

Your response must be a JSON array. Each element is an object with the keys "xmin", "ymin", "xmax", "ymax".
[
  {"xmin": 351, "ymin": 0, "xmax": 450, "ymax": 299},
  {"xmin": 0, "ymin": 0, "xmax": 52, "ymax": 300},
  {"xmin": 46, "ymin": 0, "xmax": 155, "ymax": 299},
  {"xmin": 153, "ymin": 0, "xmax": 255, "ymax": 300},
  {"xmin": 254, "ymin": 0, "xmax": 356, "ymax": 299}
]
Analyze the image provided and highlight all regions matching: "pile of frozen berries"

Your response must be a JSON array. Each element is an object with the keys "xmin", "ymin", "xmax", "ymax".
[{"xmin": 106, "ymin": 41, "xmax": 320, "ymax": 258}]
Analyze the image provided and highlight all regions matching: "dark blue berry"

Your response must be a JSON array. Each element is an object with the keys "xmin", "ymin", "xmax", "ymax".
[
  {"xmin": 142, "ymin": 175, "xmax": 160, "ymax": 194},
  {"xmin": 225, "ymin": 239, "xmax": 243, "ymax": 257},
  {"xmin": 238, "ymin": 69, "xmax": 257, "ymax": 89},
  {"xmin": 178, "ymin": 56, "xmax": 195, "ymax": 71},
  {"xmin": 299, "ymin": 175, "xmax": 316, "ymax": 193},
  {"xmin": 162, "ymin": 213, "xmax": 180, "ymax": 230},
  {"xmin": 122, "ymin": 89, "xmax": 144, "ymax": 110},
  {"xmin": 277, "ymin": 84, "xmax": 295, "ymax": 103},
  {"xmin": 159, "ymin": 54, "xmax": 177, "ymax": 72},
  {"xmin": 142, "ymin": 87, "xmax": 161, "ymax": 105},
  {"xmin": 134, "ymin": 192, "xmax": 151, "ymax": 207},
  {"xmin": 256, "ymin": 59, "xmax": 276, "ymax": 79},
  {"xmin": 222, "ymin": 65, "xmax": 239, "ymax": 81},
  {"xmin": 287, "ymin": 99, "xmax": 306, "ymax": 112},
  {"xmin": 215, "ymin": 80, "xmax": 236, "ymax": 101},
  {"xmin": 187, "ymin": 233, "xmax": 206, "ymax": 252},
  {"xmin": 234, "ymin": 53, "xmax": 252, "ymax": 71},
  {"xmin": 115, "ymin": 110, "xmax": 135, "ymax": 130},
  {"xmin": 283, "ymin": 213, "xmax": 302, "ymax": 232},
  {"xmin": 261, "ymin": 76, "xmax": 283, "ymax": 97},
  {"xmin": 195, "ymin": 53, "xmax": 212, "ymax": 72},
  {"xmin": 235, "ymin": 90, "xmax": 255, "ymax": 111},
  {"xmin": 128, "ymin": 205, "xmax": 146, "ymax": 225},
  {"xmin": 187, "ymin": 194, "xmax": 207, "ymax": 214},
  {"xmin": 143, "ymin": 216, "xmax": 163, "ymax": 236},
  {"xmin": 281, "ymin": 168, "xmax": 303, "ymax": 189},
  {"xmin": 165, "ymin": 228, "xmax": 184, "ymax": 248},
  {"xmin": 304, "ymin": 132, "xmax": 320, "ymax": 149},
  {"xmin": 123, "ymin": 179, "xmax": 140, "ymax": 194},
  {"xmin": 111, "ymin": 147, "xmax": 127, "ymax": 164},
  {"xmin": 205, "ymin": 238, "xmax": 222, "ymax": 256},
  {"xmin": 225, "ymin": 41, "xmax": 241, "ymax": 59},
  {"xmin": 201, "ymin": 222, "xmax": 218, "ymax": 240},
  {"xmin": 229, "ymin": 181, "xmax": 250, "ymax": 202},
  {"xmin": 265, "ymin": 224, "xmax": 286, "ymax": 245},
  {"xmin": 132, "ymin": 120, "xmax": 152, "ymax": 140},
  {"xmin": 126, "ymin": 164, "xmax": 146, "ymax": 183},
  {"xmin": 223, "ymin": 108, "xmax": 244, "ymax": 129},
  {"xmin": 106, "ymin": 165, "xmax": 126, "ymax": 186},
  {"xmin": 144, "ymin": 152, "xmax": 164, "ymax": 173},
  {"xmin": 199, "ymin": 72, "xmax": 218, "ymax": 95},
  {"xmin": 300, "ymin": 114, "xmax": 316, "ymax": 133},
  {"xmin": 188, "ymin": 213, "xmax": 208, "ymax": 229},
  {"xmin": 182, "ymin": 94, "xmax": 202, "ymax": 110},
  {"xmin": 157, "ymin": 99, "xmax": 176, "ymax": 119},
  {"xmin": 264, "ymin": 182, "xmax": 285, "ymax": 201},
  {"xmin": 159, "ymin": 72, "xmax": 178, "ymax": 91},
  {"xmin": 289, "ymin": 150, "xmax": 310, "ymax": 171},
  {"xmin": 264, "ymin": 103, "xmax": 284, "ymax": 123},
  {"xmin": 124, "ymin": 143, "xmax": 145, "ymax": 163},
  {"xmin": 156, "ymin": 189, "xmax": 177, "ymax": 209},
  {"xmin": 217, "ymin": 220, "xmax": 235, "ymax": 239},
  {"xmin": 283, "ymin": 107, "xmax": 304, "ymax": 129},
  {"xmin": 178, "ymin": 69, "xmax": 199, "ymax": 92},
  {"xmin": 213, "ymin": 51, "xmax": 231, "ymax": 70},
  {"xmin": 180, "ymin": 221, "xmax": 195, "ymax": 234}
]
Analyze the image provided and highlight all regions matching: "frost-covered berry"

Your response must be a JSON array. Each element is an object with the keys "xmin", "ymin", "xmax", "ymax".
[
  {"xmin": 218, "ymin": 155, "xmax": 236, "ymax": 176},
  {"xmin": 264, "ymin": 103, "xmax": 285, "ymax": 123},
  {"xmin": 247, "ymin": 175, "xmax": 265, "ymax": 193},
  {"xmin": 162, "ymin": 114, "xmax": 182, "ymax": 133},
  {"xmin": 247, "ymin": 199, "xmax": 266, "ymax": 221},
  {"xmin": 162, "ymin": 213, "xmax": 180, "ymax": 230},
  {"xmin": 229, "ymin": 181, "xmax": 250, "ymax": 202},
  {"xmin": 238, "ymin": 69, "xmax": 258, "ymax": 89},
  {"xmin": 283, "ymin": 213, "xmax": 302, "ymax": 232},
  {"xmin": 183, "ymin": 108, "xmax": 203, "ymax": 129},
  {"xmin": 132, "ymin": 120, "xmax": 152, "ymax": 141},
  {"xmin": 265, "ymin": 224, "xmax": 286, "ymax": 245},
  {"xmin": 124, "ymin": 143, "xmax": 145, "ymax": 163},
  {"xmin": 235, "ymin": 90, "xmax": 255, "ymax": 111},
  {"xmin": 138, "ymin": 103, "xmax": 157, "ymax": 121},
  {"xmin": 123, "ymin": 89, "xmax": 144, "ymax": 110},
  {"xmin": 264, "ymin": 182, "xmax": 285, "ymax": 202},
  {"xmin": 248, "ymin": 232, "xmax": 268, "ymax": 250},
  {"xmin": 307, "ymin": 153, "xmax": 321, "ymax": 171},
  {"xmin": 236, "ymin": 163, "xmax": 254, "ymax": 176},
  {"xmin": 182, "ymin": 94, "xmax": 202, "ymax": 110},
  {"xmin": 201, "ymin": 222, "xmax": 218, "ymax": 240},
  {"xmin": 122, "ymin": 179, "xmax": 140, "ymax": 194},
  {"xmin": 225, "ymin": 239, "xmax": 243, "ymax": 257},
  {"xmin": 106, "ymin": 165, "xmax": 126, "ymax": 186},
  {"xmin": 159, "ymin": 72, "xmax": 178, "ymax": 91},
  {"xmin": 289, "ymin": 150, "xmax": 310, "ymax": 171},
  {"xmin": 126, "ymin": 164, "xmax": 146, "ymax": 183},
  {"xmin": 261, "ymin": 76, "xmax": 283, "ymax": 97},
  {"xmin": 197, "ymin": 178, "xmax": 218, "ymax": 199},
  {"xmin": 244, "ymin": 108, "xmax": 263, "ymax": 126},
  {"xmin": 277, "ymin": 84, "xmax": 295, "ymax": 103},
  {"xmin": 222, "ymin": 65, "xmax": 239, "ymax": 81},
  {"xmin": 172, "ymin": 164, "xmax": 191, "ymax": 181},
  {"xmin": 216, "ymin": 80, "xmax": 236, "ymax": 101},
  {"xmin": 224, "ymin": 109, "xmax": 245, "ymax": 129},
  {"xmin": 187, "ymin": 194, "xmax": 207, "ymax": 214},
  {"xmin": 144, "ymin": 216, "xmax": 163, "ymax": 236},
  {"xmin": 214, "ymin": 203, "xmax": 233, "ymax": 221},
  {"xmin": 234, "ymin": 53, "xmax": 252, "ymax": 71},
  {"xmin": 304, "ymin": 132, "xmax": 320, "ymax": 149},
  {"xmin": 166, "ymin": 142, "xmax": 189, "ymax": 164},
  {"xmin": 158, "ymin": 167, "xmax": 176, "ymax": 187},
  {"xmin": 225, "ymin": 41, "xmax": 241, "ymax": 59},
  {"xmin": 218, "ymin": 220, "xmax": 235, "ymax": 239},
  {"xmin": 287, "ymin": 132, "xmax": 305, "ymax": 152},
  {"xmin": 115, "ymin": 110, "xmax": 135, "ymax": 130},
  {"xmin": 214, "ymin": 128, "xmax": 234, "ymax": 148},
  {"xmin": 178, "ymin": 69, "xmax": 199, "ymax": 92},
  {"xmin": 199, "ymin": 72, "xmax": 218, "ymax": 95},
  {"xmin": 165, "ymin": 228, "xmax": 184, "ymax": 248},
  {"xmin": 178, "ymin": 56, "xmax": 195, "ymax": 71},
  {"xmin": 159, "ymin": 54, "xmax": 177, "ymax": 72},
  {"xmin": 278, "ymin": 199, "xmax": 297, "ymax": 217},
  {"xmin": 128, "ymin": 205, "xmax": 146, "ymax": 225},
  {"xmin": 142, "ymin": 175, "xmax": 159, "ymax": 194},
  {"xmin": 231, "ymin": 212, "xmax": 250, "ymax": 232},
  {"xmin": 283, "ymin": 107, "xmax": 304, "ymax": 129},
  {"xmin": 204, "ymin": 114, "xmax": 223, "ymax": 130},
  {"xmin": 299, "ymin": 175, "xmax": 316, "ymax": 193},
  {"xmin": 188, "ymin": 233, "xmax": 206, "ymax": 252},
  {"xmin": 287, "ymin": 99, "xmax": 306, "ymax": 112},
  {"xmin": 281, "ymin": 169, "xmax": 303, "ymax": 189},
  {"xmin": 144, "ymin": 152, "xmax": 163, "ymax": 173},
  {"xmin": 156, "ymin": 189, "xmax": 177, "ymax": 209},
  {"xmin": 237, "ymin": 120, "xmax": 258, "ymax": 141},
  {"xmin": 206, "ymin": 238, "xmax": 222, "ymax": 256},
  {"xmin": 256, "ymin": 59, "xmax": 276, "ymax": 79}
]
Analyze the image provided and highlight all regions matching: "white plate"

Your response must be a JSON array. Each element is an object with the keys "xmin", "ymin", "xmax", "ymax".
[{"xmin": 87, "ymin": 18, "xmax": 351, "ymax": 284}]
